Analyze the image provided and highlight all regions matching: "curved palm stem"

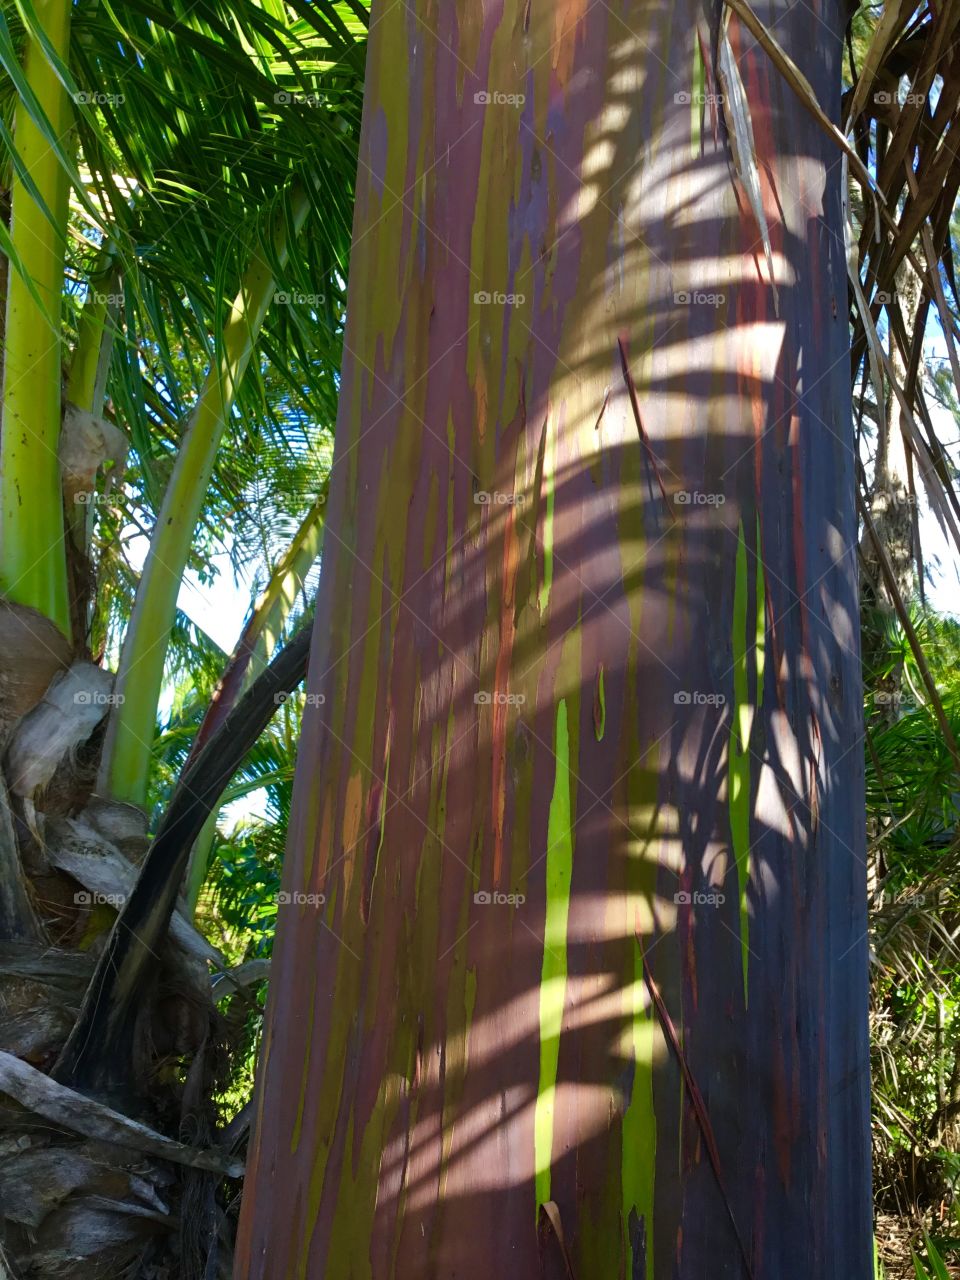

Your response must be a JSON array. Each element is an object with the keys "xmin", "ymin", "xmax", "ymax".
[{"xmin": 99, "ymin": 184, "xmax": 311, "ymax": 808}]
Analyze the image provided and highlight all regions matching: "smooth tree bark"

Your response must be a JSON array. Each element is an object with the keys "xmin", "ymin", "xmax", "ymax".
[{"xmin": 236, "ymin": 1, "xmax": 871, "ymax": 1276}]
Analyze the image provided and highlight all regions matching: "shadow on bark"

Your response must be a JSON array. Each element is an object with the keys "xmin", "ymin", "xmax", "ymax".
[{"xmin": 237, "ymin": 1, "xmax": 871, "ymax": 1275}]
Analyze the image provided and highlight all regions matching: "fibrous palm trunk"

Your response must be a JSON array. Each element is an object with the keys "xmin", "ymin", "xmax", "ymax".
[{"xmin": 0, "ymin": 611, "xmax": 314, "ymax": 1279}]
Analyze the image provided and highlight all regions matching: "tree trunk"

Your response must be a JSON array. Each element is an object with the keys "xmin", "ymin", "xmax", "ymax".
[
  {"xmin": 0, "ymin": 0, "xmax": 73, "ymax": 636},
  {"xmin": 237, "ymin": 2, "xmax": 872, "ymax": 1276}
]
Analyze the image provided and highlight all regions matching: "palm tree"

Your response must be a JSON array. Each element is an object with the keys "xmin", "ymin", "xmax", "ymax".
[{"xmin": 0, "ymin": 2, "xmax": 366, "ymax": 1274}]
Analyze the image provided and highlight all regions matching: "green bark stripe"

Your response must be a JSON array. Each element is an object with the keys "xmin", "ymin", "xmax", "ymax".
[
  {"xmin": 290, "ymin": 967, "xmax": 318, "ymax": 1154},
  {"xmin": 538, "ymin": 414, "xmax": 555, "ymax": 615},
  {"xmin": 729, "ymin": 521, "xmax": 751, "ymax": 1001},
  {"xmin": 691, "ymin": 35, "xmax": 705, "ymax": 158},
  {"xmin": 534, "ymin": 699, "xmax": 573, "ymax": 1211},
  {"xmin": 594, "ymin": 664, "xmax": 606, "ymax": 741},
  {"xmin": 622, "ymin": 955, "xmax": 657, "ymax": 1280}
]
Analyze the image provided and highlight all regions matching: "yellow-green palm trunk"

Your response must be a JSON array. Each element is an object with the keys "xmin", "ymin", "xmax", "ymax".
[
  {"xmin": 183, "ymin": 809, "xmax": 219, "ymax": 917},
  {"xmin": 0, "ymin": 0, "xmax": 72, "ymax": 637},
  {"xmin": 99, "ymin": 187, "xmax": 310, "ymax": 808},
  {"xmin": 66, "ymin": 265, "xmax": 116, "ymax": 413},
  {"xmin": 245, "ymin": 491, "xmax": 326, "ymax": 678}
]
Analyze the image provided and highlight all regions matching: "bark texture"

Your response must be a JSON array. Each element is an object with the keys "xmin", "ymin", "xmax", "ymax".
[{"xmin": 237, "ymin": 2, "xmax": 871, "ymax": 1275}]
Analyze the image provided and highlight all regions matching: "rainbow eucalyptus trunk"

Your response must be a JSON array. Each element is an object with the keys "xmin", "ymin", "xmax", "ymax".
[{"xmin": 237, "ymin": 1, "xmax": 871, "ymax": 1275}]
